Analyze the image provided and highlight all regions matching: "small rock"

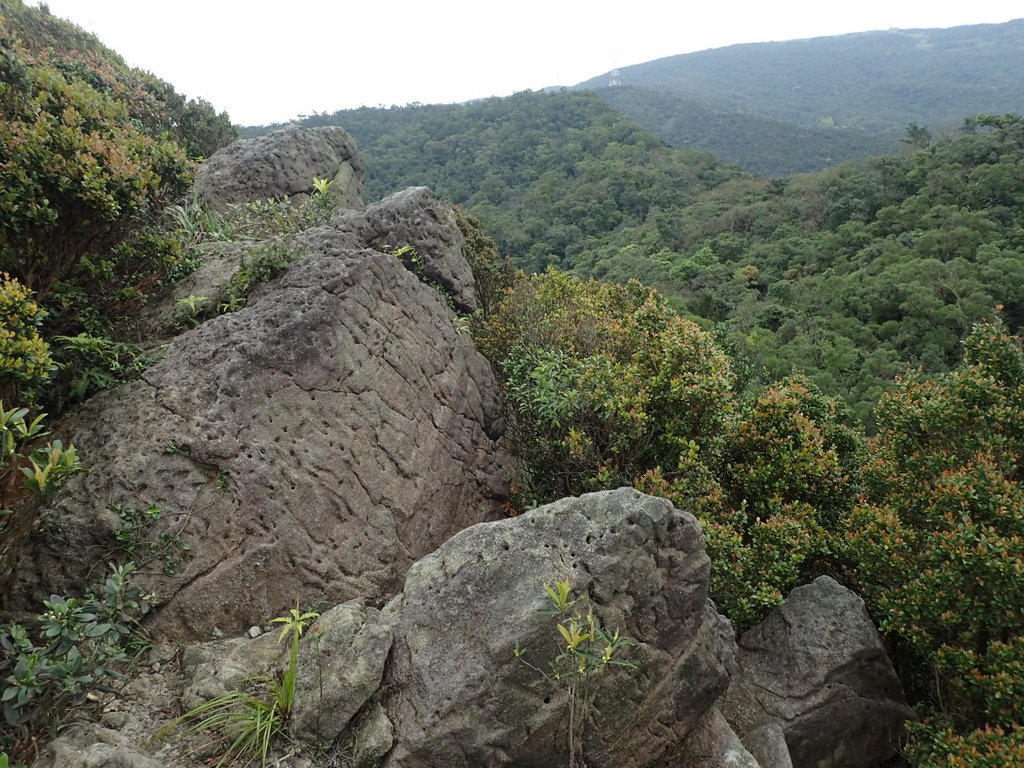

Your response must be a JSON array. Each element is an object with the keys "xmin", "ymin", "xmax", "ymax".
[
  {"xmin": 742, "ymin": 722, "xmax": 794, "ymax": 768},
  {"xmin": 353, "ymin": 702, "xmax": 395, "ymax": 768},
  {"xmin": 247, "ymin": 625, "xmax": 262, "ymax": 638},
  {"xmin": 100, "ymin": 710, "xmax": 129, "ymax": 730}
]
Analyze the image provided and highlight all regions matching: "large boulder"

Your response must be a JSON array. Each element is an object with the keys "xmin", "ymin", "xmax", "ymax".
[
  {"xmin": 378, "ymin": 488, "xmax": 737, "ymax": 768},
  {"xmin": 721, "ymin": 576, "xmax": 913, "ymax": 768},
  {"xmin": 194, "ymin": 125, "xmax": 364, "ymax": 211},
  {"xmin": 9, "ymin": 224, "xmax": 514, "ymax": 639}
]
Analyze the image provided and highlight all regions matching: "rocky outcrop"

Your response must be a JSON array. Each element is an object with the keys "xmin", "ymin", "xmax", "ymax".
[
  {"xmin": 378, "ymin": 488, "xmax": 736, "ymax": 768},
  {"xmin": 334, "ymin": 187, "xmax": 479, "ymax": 312},
  {"xmin": 194, "ymin": 125, "xmax": 364, "ymax": 211},
  {"xmin": 10, "ymin": 221, "xmax": 514, "ymax": 639},
  {"xmin": 721, "ymin": 576, "xmax": 913, "ymax": 768}
]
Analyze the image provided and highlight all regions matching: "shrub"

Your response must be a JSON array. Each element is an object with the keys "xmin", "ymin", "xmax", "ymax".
[
  {"xmin": 0, "ymin": 563, "xmax": 152, "ymax": 760},
  {"xmin": 475, "ymin": 268, "xmax": 735, "ymax": 502},
  {"xmin": 0, "ymin": 34, "xmax": 191, "ymax": 299},
  {"xmin": 0, "ymin": 273, "xmax": 52, "ymax": 405}
]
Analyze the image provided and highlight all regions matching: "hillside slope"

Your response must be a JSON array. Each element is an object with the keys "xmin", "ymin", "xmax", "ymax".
[{"xmin": 578, "ymin": 19, "xmax": 1024, "ymax": 136}]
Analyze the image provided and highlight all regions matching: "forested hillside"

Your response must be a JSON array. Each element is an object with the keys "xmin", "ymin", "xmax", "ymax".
[
  {"xmin": 594, "ymin": 85, "xmax": 898, "ymax": 176},
  {"xmin": 578, "ymin": 19, "xmax": 1024, "ymax": 136},
  {"xmin": 3, "ymin": 3, "xmax": 1024, "ymax": 765}
]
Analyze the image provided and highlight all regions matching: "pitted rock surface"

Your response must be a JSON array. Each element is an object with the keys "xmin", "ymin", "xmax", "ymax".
[
  {"xmin": 379, "ymin": 488, "xmax": 736, "ymax": 768},
  {"xmin": 721, "ymin": 576, "xmax": 913, "ymax": 768},
  {"xmin": 194, "ymin": 125, "xmax": 364, "ymax": 211},
  {"xmin": 334, "ymin": 187, "xmax": 479, "ymax": 312},
  {"xmin": 142, "ymin": 188, "xmax": 476, "ymax": 337},
  {"xmin": 10, "ymin": 236, "xmax": 514, "ymax": 639}
]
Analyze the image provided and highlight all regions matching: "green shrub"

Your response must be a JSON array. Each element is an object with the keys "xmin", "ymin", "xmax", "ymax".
[
  {"xmin": 905, "ymin": 722, "xmax": 1024, "ymax": 768},
  {"xmin": 0, "ymin": 273, "xmax": 52, "ymax": 405},
  {"xmin": 0, "ymin": 563, "xmax": 152, "ymax": 760},
  {"xmin": 476, "ymin": 268, "xmax": 735, "ymax": 502},
  {"xmin": 0, "ymin": 34, "xmax": 191, "ymax": 299}
]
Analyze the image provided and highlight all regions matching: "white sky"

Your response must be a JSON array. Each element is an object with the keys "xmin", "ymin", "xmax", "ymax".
[{"xmin": 34, "ymin": 1, "xmax": 1024, "ymax": 126}]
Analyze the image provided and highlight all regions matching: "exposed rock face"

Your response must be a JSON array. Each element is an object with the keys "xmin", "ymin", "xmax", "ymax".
[
  {"xmin": 31, "ymin": 724, "xmax": 165, "ymax": 768},
  {"xmin": 742, "ymin": 723, "xmax": 794, "ymax": 768},
  {"xmin": 379, "ymin": 488, "xmax": 737, "ymax": 768},
  {"xmin": 678, "ymin": 708, "xmax": 760, "ymax": 768},
  {"xmin": 290, "ymin": 599, "xmax": 392, "ymax": 744},
  {"xmin": 334, "ymin": 187, "xmax": 479, "ymax": 312},
  {"xmin": 721, "ymin": 576, "xmax": 913, "ymax": 768},
  {"xmin": 194, "ymin": 125, "xmax": 364, "ymax": 211},
  {"xmin": 10, "ymin": 224, "xmax": 514, "ymax": 639}
]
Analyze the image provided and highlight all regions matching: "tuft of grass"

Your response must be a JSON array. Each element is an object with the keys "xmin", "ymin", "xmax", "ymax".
[{"xmin": 158, "ymin": 607, "xmax": 318, "ymax": 767}]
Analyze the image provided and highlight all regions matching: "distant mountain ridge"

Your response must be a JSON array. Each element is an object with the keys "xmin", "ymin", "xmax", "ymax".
[{"xmin": 576, "ymin": 19, "xmax": 1024, "ymax": 158}]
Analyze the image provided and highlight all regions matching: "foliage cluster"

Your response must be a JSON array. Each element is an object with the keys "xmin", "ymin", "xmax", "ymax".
[
  {"xmin": 514, "ymin": 581, "xmax": 634, "ymax": 768},
  {"xmin": 838, "ymin": 321, "xmax": 1024, "ymax": 762},
  {"xmin": 0, "ymin": 563, "xmax": 152, "ymax": 761},
  {"xmin": 0, "ymin": 274, "xmax": 52, "ymax": 405},
  {"xmin": 0, "ymin": 0, "xmax": 236, "ymax": 158}
]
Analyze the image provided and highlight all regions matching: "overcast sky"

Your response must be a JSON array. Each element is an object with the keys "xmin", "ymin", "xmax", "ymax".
[{"xmin": 35, "ymin": 1, "xmax": 1024, "ymax": 126}]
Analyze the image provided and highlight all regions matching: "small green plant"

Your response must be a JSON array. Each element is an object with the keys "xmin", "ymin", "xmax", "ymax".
[
  {"xmin": 0, "ymin": 563, "xmax": 152, "ymax": 760},
  {"xmin": 309, "ymin": 177, "xmax": 335, "ymax": 224},
  {"xmin": 514, "ymin": 580, "xmax": 635, "ymax": 768},
  {"xmin": 110, "ymin": 502, "xmax": 191, "ymax": 576},
  {"xmin": 0, "ymin": 401, "xmax": 80, "ymax": 502},
  {"xmin": 161, "ymin": 607, "xmax": 319, "ymax": 767},
  {"xmin": 218, "ymin": 242, "xmax": 299, "ymax": 315},
  {"xmin": 173, "ymin": 294, "xmax": 213, "ymax": 329}
]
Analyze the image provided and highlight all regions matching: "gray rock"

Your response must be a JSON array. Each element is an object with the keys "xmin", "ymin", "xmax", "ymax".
[
  {"xmin": 721, "ymin": 576, "xmax": 913, "ymax": 768},
  {"xmin": 334, "ymin": 187, "xmax": 479, "ymax": 312},
  {"xmin": 352, "ymin": 702, "xmax": 396, "ymax": 768},
  {"xmin": 195, "ymin": 126, "xmax": 363, "ymax": 211},
  {"xmin": 11, "ymin": 229, "xmax": 514, "ymax": 639},
  {"xmin": 380, "ymin": 487, "xmax": 736, "ymax": 768},
  {"xmin": 30, "ymin": 724, "xmax": 165, "ymax": 768},
  {"xmin": 742, "ymin": 723, "xmax": 793, "ymax": 768},
  {"xmin": 144, "ymin": 189, "xmax": 477, "ymax": 338},
  {"xmin": 290, "ymin": 600, "xmax": 393, "ymax": 744},
  {"xmin": 179, "ymin": 631, "xmax": 283, "ymax": 710},
  {"xmin": 678, "ymin": 708, "xmax": 761, "ymax": 768}
]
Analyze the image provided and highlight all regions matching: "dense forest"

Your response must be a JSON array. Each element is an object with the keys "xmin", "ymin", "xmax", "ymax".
[
  {"xmin": 592, "ymin": 85, "xmax": 898, "ymax": 176},
  {"xmin": 1, "ymin": 1, "xmax": 1023, "ymax": 765}
]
